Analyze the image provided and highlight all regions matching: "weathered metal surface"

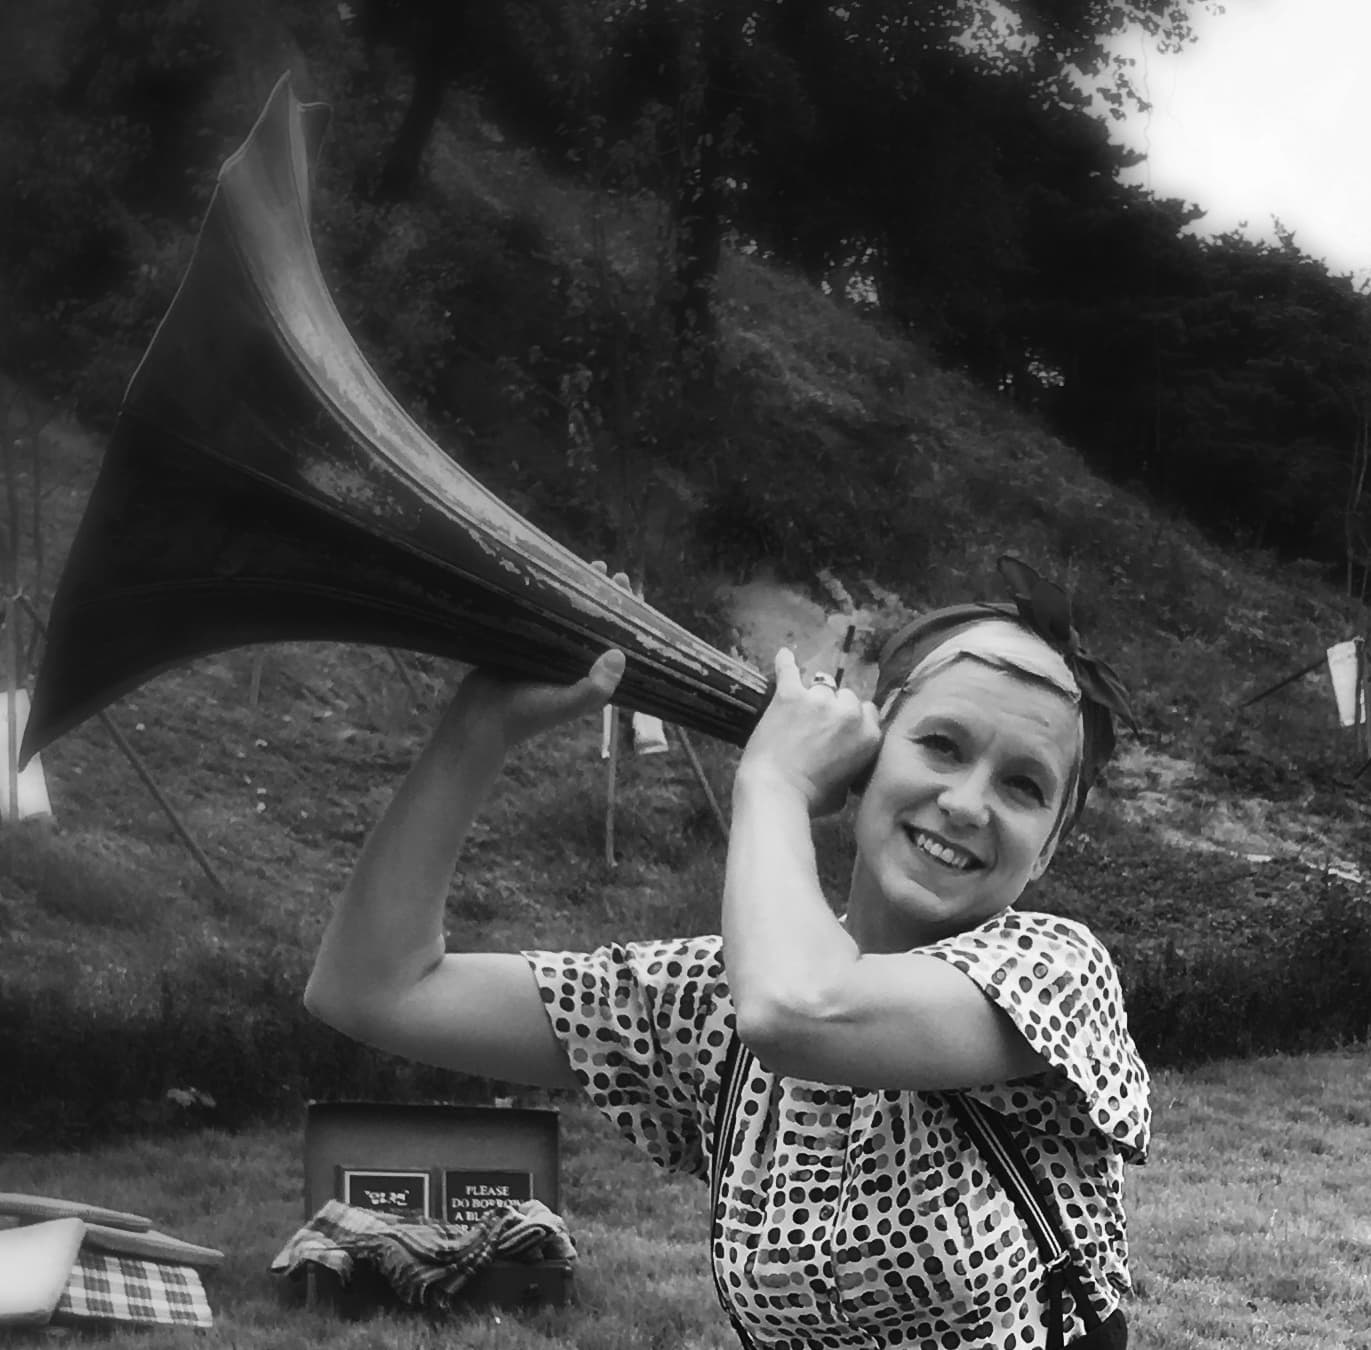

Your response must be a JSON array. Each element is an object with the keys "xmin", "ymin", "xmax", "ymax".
[{"xmin": 24, "ymin": 75, "xmax": 770, "ymax": 762}]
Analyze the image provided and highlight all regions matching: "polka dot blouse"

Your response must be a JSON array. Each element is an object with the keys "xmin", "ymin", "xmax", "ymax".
[{"xmin": 525, "ymin": 909, "xmax": 1150, "ymax": 1349}]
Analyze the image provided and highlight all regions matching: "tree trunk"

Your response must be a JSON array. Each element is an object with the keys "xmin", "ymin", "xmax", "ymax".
[
  {"xmin": 673, "ymin": 124, "xmax": 723, "ymax": 380},
  {"xmin": 58, "ymin": 0, "xmax": 123, "ymax": 109},
  {"xmin": 1346, "ymin": 408, "xmax": 1371, "ymax": 600},
  {"xmin": 670, "ymin": 3, "xmax": 729, "ymax": 386},
  {"xmin": 375, "ymin": 0, "xmax": 464, "ymax": 202}
]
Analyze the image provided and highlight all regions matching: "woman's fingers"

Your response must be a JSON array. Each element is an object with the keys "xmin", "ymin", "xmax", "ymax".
[
  {"xmin": 741, "ymin": 648, "xmax": 882, "ymax": 814},
  {"xmin": 511, "ymin": 648, "xmax": 626, "ymax": 740},
  {"xmin": 451, "ymin": 562, "xmax": 632, "ymax": 748},
  {"xmin": 585, "ymin": 648, "xmax": 627, "ymax": 702},
  {"xmin": 773, "ymin": 647, "xmax": 804, "ymax": 696},
  {"xmin": 446, "ymin": 646, "xmax": 627, "ymax": 749},
  {"xmin": 589, "ymin": 559, "xmax": 632, "ymax": 593}
]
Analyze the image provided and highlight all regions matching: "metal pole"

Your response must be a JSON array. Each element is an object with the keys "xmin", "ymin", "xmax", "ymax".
[
  {"xmin": 18, "ymin": 594, "xmax": 225, "ymax": 892},
  {"xmin": 249, "ymin": 650, "xmax": 266, "ymax": 708},
  {"xmin": 1239, "ymin": 653, "xmax": 1327, "ymax": 709},
  {"xmin": 386, "ymin": 647, "xmax": 423, "ymax": 709},
  {"xmin": 1358, "ymin": 638, "xmax": 1369, "ymax": 763},
  {"xmin": 4, "ymin": 602, "xmax": 17, "ymax": 824},
  {"xmin": 672, "ymin": 724, "xmax": 729, "ymax": 842},
  {"xmin": 3, "ymin": 419, "xmax": 20, "ymax": 824},
  {"xmin": 833, "ymin": 623, "xmax": 857, "ymax": 688},
  {"xmin": 604, "ymin": 706, "xmax": 621, "ymax": 867},
  {"xmin": 93, "ymin": 707, "xmax": 227, "ymax": 893}
]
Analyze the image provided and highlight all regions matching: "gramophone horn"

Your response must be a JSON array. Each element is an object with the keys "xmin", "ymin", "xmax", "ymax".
[{"xmin": 21, "ymin": 73, "xmax": 769, "ymax": 766}]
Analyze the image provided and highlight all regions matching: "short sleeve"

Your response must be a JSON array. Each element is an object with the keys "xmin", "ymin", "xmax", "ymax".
[
  {"xmin": 922, "ymin": 910, "xmax": 1150, "ymax": 1161},
  {"xmin": 522, "ymin": 935, "xmax": 734, "ymax": 1180}
]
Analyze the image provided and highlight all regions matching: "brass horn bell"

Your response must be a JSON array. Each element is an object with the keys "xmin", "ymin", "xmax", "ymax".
[{"xmin": 22, "ymin": 74, "xmax": 769, "ymax": 765}]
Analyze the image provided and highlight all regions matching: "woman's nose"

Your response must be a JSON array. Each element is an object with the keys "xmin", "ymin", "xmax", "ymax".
[{"xmin": 938, "ymin": 770, "xmax": 991, "ymax": 828}]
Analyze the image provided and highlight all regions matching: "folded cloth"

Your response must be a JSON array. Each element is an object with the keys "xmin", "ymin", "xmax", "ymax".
[
  {"xmin": 271, "ymin": 1199, "xmax": 575, "ymax": 1310},
  {"xmin": 55, "ymin": 1251, "xmax": 212, "ymax": 1329},
  {"xmin": 489, "ymin": 1202, "xmax": 576, "ymax": 1262}
]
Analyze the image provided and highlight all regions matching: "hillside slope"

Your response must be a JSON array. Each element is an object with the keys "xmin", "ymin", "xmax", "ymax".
[
  {"xmin": 349, "ymin": 81, "xmax": 1369, "ymax": 874},
  {"xmin": 1, "ymin": 51, "xmax": 1368, "ymax": 1141}
]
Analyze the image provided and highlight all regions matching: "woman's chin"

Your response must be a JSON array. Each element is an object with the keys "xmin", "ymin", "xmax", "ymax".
[{"xmin": 879, "ymin": 867, "xmax": 1014, "ymax": 938}]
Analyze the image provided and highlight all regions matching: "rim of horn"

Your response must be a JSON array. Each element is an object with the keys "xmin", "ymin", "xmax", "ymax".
[{"xmin": 21, "ymin": 73, "xmax": 771, "ymax": 766}]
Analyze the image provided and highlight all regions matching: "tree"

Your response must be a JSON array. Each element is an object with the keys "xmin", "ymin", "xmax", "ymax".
[
  {"xmin": 355, "ymin": 0, "xmax": 473, "ymax": 201},
  {"xmin": 343, "ymin": 0, "xmax": 1220, "ymax": 381}
]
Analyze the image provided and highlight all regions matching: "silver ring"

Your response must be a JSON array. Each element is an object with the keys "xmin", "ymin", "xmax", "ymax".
[{"xmin": 810, "ymin": 672, "xmax": 838, "ymax": 691}]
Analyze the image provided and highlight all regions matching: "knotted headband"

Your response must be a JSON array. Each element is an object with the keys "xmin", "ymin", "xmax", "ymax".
[{"xmin": 874, "ymin": 555, "xmax": 1137, "ymax": 827}]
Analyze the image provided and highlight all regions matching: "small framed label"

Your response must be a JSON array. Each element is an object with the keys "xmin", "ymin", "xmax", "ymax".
[
  {"xmin": 443, "ymin": 1170, "xmax": 533, "ymax": 1226},
  {"xmin": 341, "ymin": 1168, "xmax": 431, "ymax": 1216}
]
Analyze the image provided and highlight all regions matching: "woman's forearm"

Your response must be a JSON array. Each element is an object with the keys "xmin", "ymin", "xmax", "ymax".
[
  {"xmin": 305, "ymin": 709, "xmax": 506, "ymax": 1022},
  {"xmin": 723, "ymin": 766, "xmax": 860, "ymax": 1047}
]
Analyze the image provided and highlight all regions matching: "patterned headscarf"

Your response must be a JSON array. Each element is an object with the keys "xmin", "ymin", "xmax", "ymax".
[{"xmin": 874, "ymin": 556, "xmax": 1136, "ymax": 828}]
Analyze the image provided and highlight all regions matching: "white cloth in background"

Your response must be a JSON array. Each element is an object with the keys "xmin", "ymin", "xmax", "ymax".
[
  {"xmin": 1326, "ymin": 641, "xmax": 1365, "ymax": 727},
  {"xmin": 601, "ymin": 707, "xmax": 669, "ymax": 757}
]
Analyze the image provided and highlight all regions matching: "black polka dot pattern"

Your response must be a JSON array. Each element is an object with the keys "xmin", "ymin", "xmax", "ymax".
[{"xmin": 524, "ymin": 911, "xmax": 1149, "ymax": 1349}]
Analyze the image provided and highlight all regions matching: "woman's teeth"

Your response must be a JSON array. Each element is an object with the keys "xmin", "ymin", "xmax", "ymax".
[{"xmin": 907, "ymin": 828, "xmax": 980, "ymax": 870}]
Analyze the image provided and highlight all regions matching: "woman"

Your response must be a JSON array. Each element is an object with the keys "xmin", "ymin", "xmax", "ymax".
[{"xmin": 305, "ymin": 561, "xmax": 1149, "ymax": 1349}]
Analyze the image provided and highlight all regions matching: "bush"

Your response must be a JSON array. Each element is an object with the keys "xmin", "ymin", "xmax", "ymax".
[
  {"xmin": 1119, "ymin": 878, "xmax": 1371, "ymax": 1065},
  {"xmin": 5, "ymin": 813, "xmax": 1367, "ymax": 1151},
  {"xmin": 1036, "ymin": 827, "xmax": 1371, "ymax": 1066},
  {"xmin": 0, "ymin": 939, "xmax": 496, "ymax": 1150}
]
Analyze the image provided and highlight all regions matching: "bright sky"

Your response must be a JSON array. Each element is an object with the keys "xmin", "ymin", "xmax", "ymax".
[{"xmin": 1106, "ymin": 0, "xmax": 1371, "ymax": 282}]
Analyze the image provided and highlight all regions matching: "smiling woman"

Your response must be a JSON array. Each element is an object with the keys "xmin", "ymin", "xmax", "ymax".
[
  {"xmin": 305, "ymin": 557, "xmax": 1147, "ymax": 1350},
  {"xmin": 848, "ymin": 623, "xmax": 1086, "ymax": 945}
]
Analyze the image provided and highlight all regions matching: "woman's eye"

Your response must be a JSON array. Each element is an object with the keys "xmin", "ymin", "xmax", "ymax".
[
  {"xmin": 919, "ymin": 734, "xmax": 959, "ymax": 758},
  {"xmin": 1008, "ymin": 776, "xmax": 1046, "ymax": 805}
]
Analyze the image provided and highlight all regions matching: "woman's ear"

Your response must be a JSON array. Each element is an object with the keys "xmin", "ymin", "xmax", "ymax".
[
  {"xmin": 1029, "ymin": 836, "xmax": 1059, "ymax": 882},
  {"xmin": 848, "ymin": 715, "xmax": 888, "ymax": 797}
]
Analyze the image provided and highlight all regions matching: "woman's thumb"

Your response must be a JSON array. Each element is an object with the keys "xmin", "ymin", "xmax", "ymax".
[{"xmin": 585, "ymin": 648, "xmax": 627, "ymax": 703}]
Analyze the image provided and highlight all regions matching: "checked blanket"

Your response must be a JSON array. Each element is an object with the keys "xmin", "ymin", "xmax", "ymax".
[
  {"xmin": 272, "ymin": 1199, "xmax": 576, "ymax": 1310},
  {"xmin": 55, "ymin": 1251, "xmax": 213, "ymax": 1328}
]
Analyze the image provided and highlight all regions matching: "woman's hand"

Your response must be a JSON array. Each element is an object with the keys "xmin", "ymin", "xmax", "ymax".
[
  {"xmin": 737, "ymin": 647, "xmax": 882, "ymax": 816},
  {"xmin": 438, "ymin": 563, "xmax": 630, "ymax": 753},
  {"xmin": 444, "ymin": 650, "xmax": 626, "ymax": 753}
]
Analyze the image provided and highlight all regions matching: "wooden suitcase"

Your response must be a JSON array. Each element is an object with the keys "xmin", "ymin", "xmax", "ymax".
[{"xmin": 300, "ymin": 1101, "xmax": 574, "ymax": 1317}]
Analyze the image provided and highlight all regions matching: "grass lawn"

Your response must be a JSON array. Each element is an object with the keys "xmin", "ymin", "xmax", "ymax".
[
  {"xmin": 3, "ymin": 1050, "xmax": 1369, "ymax": 1349},
  {"xmin": 1126, "ymin": 1051, "xmax": 1371, "ymax": 1349}
]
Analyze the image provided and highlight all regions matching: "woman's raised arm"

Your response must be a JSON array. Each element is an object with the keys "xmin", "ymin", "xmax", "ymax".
[{"xmin": 304, "ymin": 650, "xmax": 625, "ymax": 1090}]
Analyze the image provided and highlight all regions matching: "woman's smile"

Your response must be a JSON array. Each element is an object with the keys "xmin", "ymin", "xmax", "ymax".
[{"xmin": 901, "ymin": 824, "xmax": 985, "ymax": 872}]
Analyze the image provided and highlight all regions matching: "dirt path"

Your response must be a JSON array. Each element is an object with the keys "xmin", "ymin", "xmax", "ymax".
[{"xmin": 723, "ymin": 574, "xmax": 1367, "ymax": 882}]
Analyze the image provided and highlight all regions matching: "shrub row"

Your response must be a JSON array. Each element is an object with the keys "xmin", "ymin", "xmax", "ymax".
[
  {"xmin": 3, "ymin": 858, "xmax": 1367, "ymax": 1150},
  {"xmin": 1, "ymin": 942, "xmax": 479, "ymax": 1151},
  {"xmin": 1117, "ymin": 880, "xmax": 1371, "ymax": 1065},
  {"xmin": 1036, "ymin": 828, "xmax": 1371, "ymax": 1064}
]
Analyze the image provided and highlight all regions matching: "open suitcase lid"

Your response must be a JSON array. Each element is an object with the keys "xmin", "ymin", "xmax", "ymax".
[
  {"xmin": 0, "ymin": 1218, "xmax": 85, "ymax": 1327},
  {"xmin": 304, "ymin": 1101, "xmax": 562, "ymax": 1223}
]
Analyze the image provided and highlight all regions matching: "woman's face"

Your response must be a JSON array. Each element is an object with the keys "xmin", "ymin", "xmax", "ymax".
[{"xmin": 849, "ymin": 658, "xmax": 1081, "ymax": 948}]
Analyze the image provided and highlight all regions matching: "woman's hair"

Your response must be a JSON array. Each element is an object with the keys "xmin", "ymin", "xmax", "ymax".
[{"xmin": 871, "ymin": 559, "xmax": 1136, "ymax": 836}]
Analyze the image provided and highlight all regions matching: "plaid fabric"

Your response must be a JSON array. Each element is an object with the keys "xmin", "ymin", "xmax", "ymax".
[
  {"xmin": 492, "ymin": 1203, "xmax": 576, "ymax": 1261},
  {"xmin": 272, "ymin": 1199, "xmax": 575, "ymax": 1311},
  {"xmin": 54, "ymin": 1251, "xmax": 212, "ymax": 1328}
]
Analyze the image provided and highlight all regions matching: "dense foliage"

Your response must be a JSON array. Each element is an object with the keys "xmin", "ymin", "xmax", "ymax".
[
  {"xmin": 336, "ymin": 0, "xmax": 1371, "ymax": 579},
  {"xmin": 4, "ymin": 0, "xmax": 1370, "ymax": 585}
]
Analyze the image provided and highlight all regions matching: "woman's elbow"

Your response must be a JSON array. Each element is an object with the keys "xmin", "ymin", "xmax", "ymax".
[
  {"xmin": 302, "ymin": 969, "xmax": 345, "ymax": 1030},
  {"xmin": 302, "ymin": 964, "xmax": 374, "ymax": 1039},
  {"xmin": 733, "ymin": 985, "xmax": 844, "ymax": 1076}
]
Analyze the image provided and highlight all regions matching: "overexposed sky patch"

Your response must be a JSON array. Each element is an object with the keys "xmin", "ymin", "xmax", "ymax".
[{"xmin": 1106, "ymin": 0, "xmax": 1371, "ymax": 280}]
